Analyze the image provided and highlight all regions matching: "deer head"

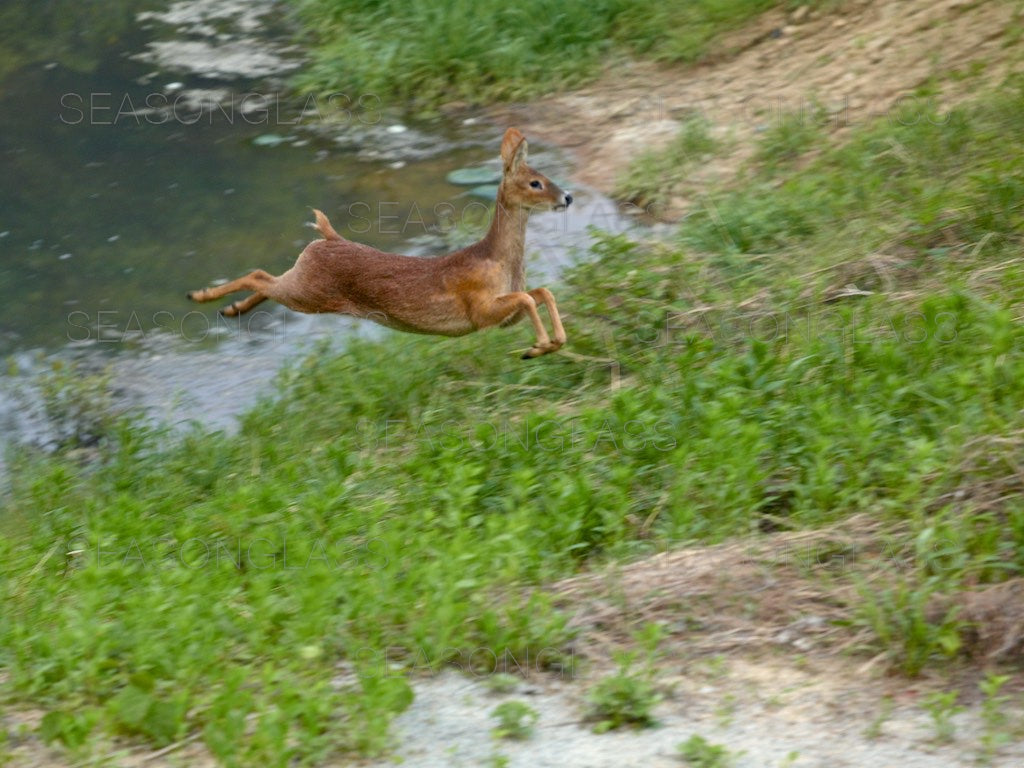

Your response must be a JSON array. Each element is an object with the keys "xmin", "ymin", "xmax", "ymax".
[{"xmin": 498, "ymin": 128, "xmax": 573, "ymax": 212}]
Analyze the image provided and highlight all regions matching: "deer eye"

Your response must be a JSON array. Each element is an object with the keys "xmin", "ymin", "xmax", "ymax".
[{"xmin": 529, "ymin": 180, "xmax": 543, "ymax": 189}]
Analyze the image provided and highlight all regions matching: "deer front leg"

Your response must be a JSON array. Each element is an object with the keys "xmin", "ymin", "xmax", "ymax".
[
  {"xmin": 468, "ymin": 291, "xmax": 559, "ymax": 359},
  {"xmin": 527, "ymin": 287, "xmax": 566, "ymax": 352}
]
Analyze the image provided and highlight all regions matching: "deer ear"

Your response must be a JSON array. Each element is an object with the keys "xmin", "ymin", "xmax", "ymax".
[{"xmin": 501, "ymin": 128, "xmax": 527, "ymax": 173}]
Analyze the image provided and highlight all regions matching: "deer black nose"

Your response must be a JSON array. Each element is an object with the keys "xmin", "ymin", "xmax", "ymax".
[{"xmin": 564, "ymin": 193, "xmax": 573, "ymax": 207}]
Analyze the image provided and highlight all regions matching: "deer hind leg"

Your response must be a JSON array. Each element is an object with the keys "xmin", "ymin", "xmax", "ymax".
[
  {"xmin": 469, "ymin": 291, "xmax": 559, "ymax": 359},
  {"xmin": 220, "ymin": 291, "xmax": 268, "ymax": 317},
  {"xmin": 187, "ymin": 269, "xmax": 277, "ymax": 305}
]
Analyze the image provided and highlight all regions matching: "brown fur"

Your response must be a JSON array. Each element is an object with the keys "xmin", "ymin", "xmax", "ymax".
[{"xmin": 187, "ymin": 128, "xmax": 572, "ymax": 358}]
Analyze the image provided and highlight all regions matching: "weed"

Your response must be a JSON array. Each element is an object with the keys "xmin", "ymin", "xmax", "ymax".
[
  {"xmin": 615, "ymin": 0, "xmax": 786, "ymax": 63},
  {"xmin": 677, "ymin": 734, "xmax": 737, "ymax": 767},
  {"xmin": 921, "ymin": 690, "xmax": 963, "ymax": 743},
  {"xmin": 863, "ymin": 696, "xmax": 894, "ymax": 740},
  {"xmin": 700, "ymin": 656, "xmax": 730, "ymax": 680},
  {"xmin": 15, "ymin": 358, "xmax": 130, "ymax": 452},
  {"xmin": 978, "ymin": 673, "xmax": 1012, "ymax": 763},
  {"xmin": 490, "ymin": 700, "xmax": 539, "ymax": 740},
  {"xmin": 617, "ymin": 115, "xmax": 722, "ymax": 205},
  {"xmin": 754, "ymin": 106, "xmax": 827, "ymax": 168},
  {"xmin": 0, "ymin": 729, "xmax": 11, "ymax": 768},
  {"xmin": 585, "ymin": 650, "xmax": 661, "ymax": 733},
  {"xmin": 485, "ymin": 673, "xmax": 521, "ymax": 695},
  {"xmin": 852, "ymin": 576, "xmax": 962, "ymax": 676},
  {"xmin": 715, "ymin": 693, "xmax": 738, "ymax": 727},
  {"xmin": 584, "ymin": 623, "xmax": 666, "ymax": 732}
]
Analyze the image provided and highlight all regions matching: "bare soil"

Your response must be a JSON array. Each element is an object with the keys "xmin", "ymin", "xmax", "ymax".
[{"xmin": 490, "ymin": 0, "xmax": 1023, "ymax": 216}]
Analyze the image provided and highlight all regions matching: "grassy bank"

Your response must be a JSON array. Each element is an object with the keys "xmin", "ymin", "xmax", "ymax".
[
  {"xmin": 3, "ymin": 73, "xmax": 1024, "ymax": 768},
  {"xmin": 290, "ymin": 0, "xmax": 807, "ymax": 108}
]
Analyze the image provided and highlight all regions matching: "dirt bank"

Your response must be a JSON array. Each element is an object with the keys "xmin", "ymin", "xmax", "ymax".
[{"xmin": 491, "ymin": 0, "xmax": 1021, "ymax": 213}]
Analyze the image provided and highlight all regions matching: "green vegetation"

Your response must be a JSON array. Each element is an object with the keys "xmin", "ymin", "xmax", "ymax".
[
  {"xmin": 863, "ymin": 696, "xmax": 893, "ymax": 740},
  {"xmin": 852, "ymin": 575, "xmax": 962, "ymax": 676},
  {"xmin": 3, "ymin": 40, "xmax": 1024, "ymax": 768},
  {"xmin": 584, "ymin": 651, "xmax": 661, "ymax": 732},
  {"xmin": 921, "ymin": 690, "xmax": 963, "ymax": 744},
  {"xmin": 676, "ymin": 734, "xmax": 738, "ymax": 767},
  {"xmin": 485, "ymin": 672, "xmax": 521, "ymax": 694},
  {"xmin": 978, "ymin": 673, "xmax": 1013, "ymax": 763},
  {"xmin": 290, "ymin": 0, "xmax": 812, "ymax": 108},
  {"xmin": 617, "ymin": 115, "xmax": 722, "ymax": 205},
  {"xmin": 682, "ymin": 91, "xmax": 1024, "ymax": 256},
  {"xmin": 614, "ymin": 0, "xmax": 789, "ymax": 62},
  {"xmin": 490, "ymin": 700, "xmax": 539, "ymax": 740},
  {"xmin": 753, "ymin": 106, "xmax": 828, "ymax": 168},
  {"xmin": 584, "ymin": 623, "xmax": 664, "ymax": 732},
  {"xmin": 21, "ymin": 359, "xmax": 130, "ymax": 452}
]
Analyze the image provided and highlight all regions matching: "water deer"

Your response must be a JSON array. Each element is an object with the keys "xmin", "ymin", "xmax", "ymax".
[{"xmin": 187, "ymin": 128, "xmax": 573, "ymax": 358}]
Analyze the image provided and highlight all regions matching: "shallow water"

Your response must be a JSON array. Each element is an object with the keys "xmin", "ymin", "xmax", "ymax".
[{"xmin": 0, "ymin": 0, "xmax": 634, "ymax": 459}]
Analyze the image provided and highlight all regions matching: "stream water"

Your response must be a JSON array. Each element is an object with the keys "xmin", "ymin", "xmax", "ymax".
[{"xmin": 0, "ymin": 0, "xmax": 634, "ymax": 462}]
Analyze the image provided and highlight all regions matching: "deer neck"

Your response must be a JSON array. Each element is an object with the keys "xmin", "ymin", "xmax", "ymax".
[
  {"xmin": 477, "ymin": 194, "xmax": 529, "ymax": 291},
  {"xmin": 482, "ymin": 195, "xmax": 529, "ymax": 265}
]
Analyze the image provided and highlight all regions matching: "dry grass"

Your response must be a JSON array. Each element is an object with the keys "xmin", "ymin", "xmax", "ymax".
[
  {"xmin": 550, "ymin": 516, "xmax": 886, "ymax": 662},
  {"xmin": 550, "ymin": 515, "xmax": 1024, "ymax": 671}
]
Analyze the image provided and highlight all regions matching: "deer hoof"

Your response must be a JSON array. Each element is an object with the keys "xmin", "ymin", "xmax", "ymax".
[
  {"xmin": 521, "ymin": 341, "xmax": 561, "ymax": 359},
  {"xmin": 219, "ymin": 302, "xmax": 238, "ymax": 317}
]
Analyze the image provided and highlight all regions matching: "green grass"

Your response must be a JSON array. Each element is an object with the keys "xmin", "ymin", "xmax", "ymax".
[
  {"xmin": 682, "ymin": 85, "xmax": 1024, "ymax": 259},
  {"xmin": 753, "ymin": 105, "xmax": 828, "ymax": 168},
  {"xmin": 921, "ymin": 690, "xmax": 963, "ymax": 744},
  {"xmin": 490, "ymin": 700, "xmax": 539, "ymax": 740},
  {"xmin": 3, "ymin": 69, "xmax": 1024, "ymax": 766},
  {"xmin": 613, "ymin": 0, "xmax": 818, "ymax": 63},
  {"xmin": 289, "ymin": 0, "xmax": 811, "ymax": 109},
  {"xmin": 291, "ymin": 0, "xmax": 622, "ymax": 107},
  {"xmin": 616, "ymin": 115, "xmax": 722, "ymax": 205},
  {"xmin": 677, "ymin": 734, "xmax": 738, "ymax": 767},
  {"xmin": 584, "ymin": 624, "xmax": 664, "ymax": 732}
]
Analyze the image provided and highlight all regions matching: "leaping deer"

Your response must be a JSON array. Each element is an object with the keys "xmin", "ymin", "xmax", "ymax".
[{"xmin": 187, "ymin": 128, "xmax": 572, "ymax": 358}]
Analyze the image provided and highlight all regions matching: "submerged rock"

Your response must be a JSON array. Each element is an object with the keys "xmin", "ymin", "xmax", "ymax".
[{"xmin": 446, "ymin": 167, "xmax": 502, "ymax": 186}]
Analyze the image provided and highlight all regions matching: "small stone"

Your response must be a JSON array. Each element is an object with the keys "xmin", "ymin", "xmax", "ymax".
[{"xmin": 791, "ymin": 5, "xmax": 809, "ymax": 23}]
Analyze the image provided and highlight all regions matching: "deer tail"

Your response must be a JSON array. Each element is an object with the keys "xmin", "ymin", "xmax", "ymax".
[{"xmin": 312, "ymin": 208, "xmax": 342, "ymax": 241}]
